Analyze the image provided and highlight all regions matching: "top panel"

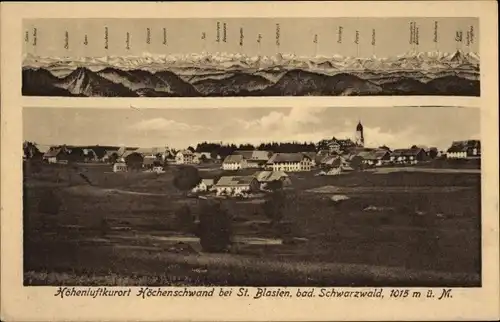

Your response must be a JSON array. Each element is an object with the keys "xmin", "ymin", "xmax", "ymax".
[{"xmin": 22, "ymin": 17, "xmax": 480, "ymax": 98}]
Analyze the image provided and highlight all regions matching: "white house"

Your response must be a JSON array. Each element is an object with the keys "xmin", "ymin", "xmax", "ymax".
[
  {"xmin": 215, "ymin": 176, "xmax": 260, "ymax": 196},
  {"xmin": 176, "ymin": 150, "xmax": 199, "ymax": 165},
  {"xmin": 253, "ymin": 171, "xmax": 292, "ymax": 190},
  {"xmin": 222, "ymin": 154, "xmax": 247, "ymax": 170},
  {"xmin": 358, "ymin": 149, "xmax": 391, "ymax": 167},
  {"xmin": 390, "ymin": 148, "xmax": 427, "ymax": 164},
  {"xmin": 43, "ymin": 147, "xmax": 69, "ymax": 164},
  {"xmin": 191, "ymin": 179, "xmax": 215, "ymax": 193},
  {"xmin": 266, "ymin": 153, "xmax": 312, "ymax": 172},
  {"xmin": 446, "ymin": 140, "xmax": 481, "ymax": 159}
]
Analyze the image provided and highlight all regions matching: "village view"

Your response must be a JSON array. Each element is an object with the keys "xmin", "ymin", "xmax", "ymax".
[{"xmin": 23, "ymin": 120, "xmax": 482, "ymax": 287}]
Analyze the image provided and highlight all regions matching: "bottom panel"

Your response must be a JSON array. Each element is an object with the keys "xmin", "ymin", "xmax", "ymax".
[{"xmin": 22, "ymin": 105, "xmax": 481, "ymax": 287}]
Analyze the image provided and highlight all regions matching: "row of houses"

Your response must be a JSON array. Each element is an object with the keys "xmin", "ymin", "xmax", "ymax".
[
  {"xmin": 221, "ymin": 151, "xmax": 315, "ymax": 172},
  {"xmin": 35, "ymin": 138, "xmax": 481, "ymax": 169},
  {"xmin": 191, "ymin": 170, "xmax": 292, "ymax": 196}
]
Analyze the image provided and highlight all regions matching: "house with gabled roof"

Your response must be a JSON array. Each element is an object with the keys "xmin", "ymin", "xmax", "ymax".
[
  {"xmin": 446, "ymin": 140, "xmax": 481, "ymax": 159},
  {"xmin": 175, "ymin": 150, "xmax": 199, "ymax": 165},
  {"xmin": 192, "ymin": 179, "xmax": 215, "ymax": 193},
  {"xmin": 266, "ymin": 153, "xmax": 312, "ymax": 172},
  {"xmin": 357, "ymin": 149, "xmax": 391, "ymax": 166},
  {"xmin": 215, "ymin": 176, "xmax": 259, "ymax": 196},
  {"xmin": 43, "ymin": 146, "xmax": 70, "ymax": 164},
  {"xmin": 390, "ymin": 148, "xmax": 427, "ymax": 164},
  {"xmin": 328, "ymin": 138, "xmax": 357, "ymax": 154},
  {"xmin": 233, "ymin": 150, "xmax": 272, "ymax": 168},
  {"xmin": 253, "ymin": 170, "xmax": 292, "ymax": 189},
  {"xmin": 222, "ymin": 154, "xmax": 248, "ymax": 170}
]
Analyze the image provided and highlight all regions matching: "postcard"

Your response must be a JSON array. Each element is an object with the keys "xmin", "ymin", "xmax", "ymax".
[{"xmin": 1, "ymin": 1, "xmax": 498, "ymax": 321}]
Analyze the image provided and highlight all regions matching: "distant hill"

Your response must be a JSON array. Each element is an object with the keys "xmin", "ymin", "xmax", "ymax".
[
  {"xmin": 259, "ymin": 70, "xmax": 383, "ymax": 96},
  {"xmin": 21, "ymin": 66, "xmax": 480, "ymax": 97},
  {"xmin": 57, "ymin": 67, "xmax": 138, "ymax": 97},
  {"xmin": 193, "ymin": 73, "xmax": 273, "ymax": 96}
]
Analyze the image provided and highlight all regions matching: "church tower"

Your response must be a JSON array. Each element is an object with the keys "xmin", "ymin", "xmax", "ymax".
[{"xmin": 355, "ymin": 120, "xmax": 364, "ymax": 147}]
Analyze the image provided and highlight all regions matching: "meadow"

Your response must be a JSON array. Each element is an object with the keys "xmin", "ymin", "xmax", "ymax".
[{"xmin": 23, "ymin": 161, "xmax": 481, "ymax": 286}]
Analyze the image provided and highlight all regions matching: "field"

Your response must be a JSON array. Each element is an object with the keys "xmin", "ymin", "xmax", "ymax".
[{"xmin": 23, "ymin": 161, "xmax": 481, "ymax": 286}]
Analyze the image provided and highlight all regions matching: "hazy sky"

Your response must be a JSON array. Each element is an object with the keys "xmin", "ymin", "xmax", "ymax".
[
  {"xmin": 23, "ymin": 106, "xmax": 479, "ymax": 151},
  {"xmin": 23, "ymin": 17, "xmax": 478, "ymax": 58}
]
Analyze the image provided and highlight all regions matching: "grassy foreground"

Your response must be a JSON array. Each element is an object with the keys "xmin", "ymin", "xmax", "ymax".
[{"xmin": 23, "ymin": 162, "xmax": 481, "ymax": 286}]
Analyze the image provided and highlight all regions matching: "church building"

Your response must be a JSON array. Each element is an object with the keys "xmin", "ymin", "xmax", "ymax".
[{"xmin": 355, "ymin": 120, "xmax": 365, "ymax": 147}]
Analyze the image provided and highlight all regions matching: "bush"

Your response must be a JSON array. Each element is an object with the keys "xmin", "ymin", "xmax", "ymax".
[
  {"xmin": 198, "ymin": 201, "xmax": 232, "ymax": 253},
  {"xmin": 173, "ymin": 166, "xmax": 201, "ymax": 192},
  {"xmin": 174, "ymin": 204, "xmax": 195, "ymax": 233},
  {"xmin": 262, "ymin": 190, "xmax": 286, "ymax": 224}
]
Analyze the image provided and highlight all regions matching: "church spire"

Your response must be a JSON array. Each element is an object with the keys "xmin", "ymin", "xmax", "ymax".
[{"xmin": 355, "ymin": 120, "xmax": 364, "ymax": 147}]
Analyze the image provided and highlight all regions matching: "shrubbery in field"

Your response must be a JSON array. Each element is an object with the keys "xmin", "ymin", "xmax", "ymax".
[
  {"xmin": 262, "ymin": 190, "xmax": 286, "ymax": 224},
  {"xmin": 198, "ymin": 201, "xmax": 232, "ymax": 253},
  {"xmin": 173, "ymin": 166, "xmax": 201, "ymax": 192},
  {"xmin": 174, "ymin": 204, "xmax": 196, "ymax": 233}
]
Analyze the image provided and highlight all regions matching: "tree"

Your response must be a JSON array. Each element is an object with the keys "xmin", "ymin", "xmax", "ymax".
[
  {"xmin": 108, "ymin": 152, "xmax": 119, "ymax": 164},
  {"xmin": 174, "ymin": 204, "xmax": 195, "ymax": 233},
  {"xmin": 198, "ymin": 201, "xmax": 232, "ymax": 253},
  {"xmin": 210, "ymin": 150, "xmax": 219, "ymax": 160},
  {"xmin": 200, "ymin": 154, "xmax": 208, "ymax": 163},
  {"xmin": 85, "ymin": 150, "xmax": 96, "ymax": 162},
  {"xmin": 350, "ymin": 156, "xmax": 365, "ymax": 171},
  {"xmin": 428, "ymin": 147, "xmax": 439, "ymax": 159},
  {"xmin": 187, "ymin": 146, "xmax": 195, "ymax": 153},
  {"xmin": 262, "ymin": 190, "xmax": 286, "ymax": 224},
  {"xmin": 264, "ymin": 180, "xmax": 283, "ymax": 191},
  {"xmin": 125, "ymin": 152, "xmax": 144, "ymax": 171},
  {"xmin": 23, "ymin": 141, "xmax": 42, "ymax": 160},
  {"xmin": 173, "ymin": 166, "xmax": 201, "ymax": 192}
]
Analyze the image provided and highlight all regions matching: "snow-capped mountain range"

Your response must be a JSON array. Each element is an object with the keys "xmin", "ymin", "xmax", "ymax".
[
  {"xmin": 23, "ymin": 50, "xmax": 479, "ymax": 75},
  {"xmin": 21, "ymin": 50, "xmax": 480, "ymax": 98}
]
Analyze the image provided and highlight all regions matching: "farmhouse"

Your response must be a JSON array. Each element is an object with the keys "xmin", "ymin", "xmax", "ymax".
[
  {"xmin": 215, "ymin": 176, "xmax": 260, "ymax": 196},
  {"xmin": 222, "ymin": 154, "xmax": 248, "ymax": 170},
  {"xmin": 328, "ymin": 138, "xmax": 356, "ymax": 154},
  {"xmin": 266, "ymin": 153, "xmax": 312, "ymax": 172},
  {"xmin": 390, "ymin": 148, "xmax": 427, "ymax": 164},
  {"xmin": 320, "ymin": 155, "xmax": 342, "ymax": 168},
  {"xmin": 143, "ymin": 155, "xmax": 162, "ymax": 170},
  {"xmin": 175, "ymin": 150, "xmax": 199, "ymax": 165},
  {"xmin": 101, "ymin": 146, "xmax": 129, "ymax": 163},
  {"xmin": 43, "ymin": 147, "xmax": 70, "ymax": 164},
  {"xmin": 358, "ymin": 149, "xmax": 391, "ymax": 166},
  {"xmin": 254, "ymin": 171, "xmax": 292, "ymax": 190},
  {"xmin": 237, "ymin": 150, "xmax": 272, "ymax": 168},
  {"xmin": 446, "ymin": 140, "xmax": 481, "ymax": 159},
  {"xmin": 301, "ymin": 152, "xmax": 318, "ymax": 167},
  {"xmin": 113, "ymin": 162, "xmax": 128, "ymax": 172},
  {"xmin": 192, "ymin": 179, "xmax": 215, "ymax": 193},
  {"xmin": 194, "ymin": 152, "xmax": 212, "ymax": 162}
]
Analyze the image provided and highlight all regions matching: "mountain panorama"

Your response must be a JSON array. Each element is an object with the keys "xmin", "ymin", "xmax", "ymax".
[{"xmin": 22, "ymin": 50, "xmax": 480, "ymax": 97}]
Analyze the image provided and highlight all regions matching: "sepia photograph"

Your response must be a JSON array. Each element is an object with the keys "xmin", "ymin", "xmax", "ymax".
[
  {"xmin": 22, "ymin": 105, "xmax": 481, "ymax": 287},
  {"xmin": 22, "ymin": 17, "xmax": 479, "ymax": 98}
]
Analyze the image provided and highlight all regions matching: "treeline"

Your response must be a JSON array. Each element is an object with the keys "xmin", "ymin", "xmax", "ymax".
[{"xmin": 195, "ymin": 141, "xmax": 317, "ymax": 158}]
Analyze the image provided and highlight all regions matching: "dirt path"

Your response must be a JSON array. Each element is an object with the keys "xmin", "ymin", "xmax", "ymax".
[
  {"xmin": 369, "ymin": 167, "xmax": 481, "ymax": 174},
  {"xmin": 307, "ymin": 185, "xmax": 471, "ymax": 194},
  {"xmin": 65, "ymin": 185, "xmax": 170, "ymax": 196}
]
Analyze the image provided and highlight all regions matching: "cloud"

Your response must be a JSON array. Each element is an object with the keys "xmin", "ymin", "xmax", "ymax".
[
  {"xmin": 130, "ymin": 118, "xmax": 206, "ymax": 133},
  {"xmin": 234, "ymin": 107, "xmax": 330, "ymax": 142}
]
